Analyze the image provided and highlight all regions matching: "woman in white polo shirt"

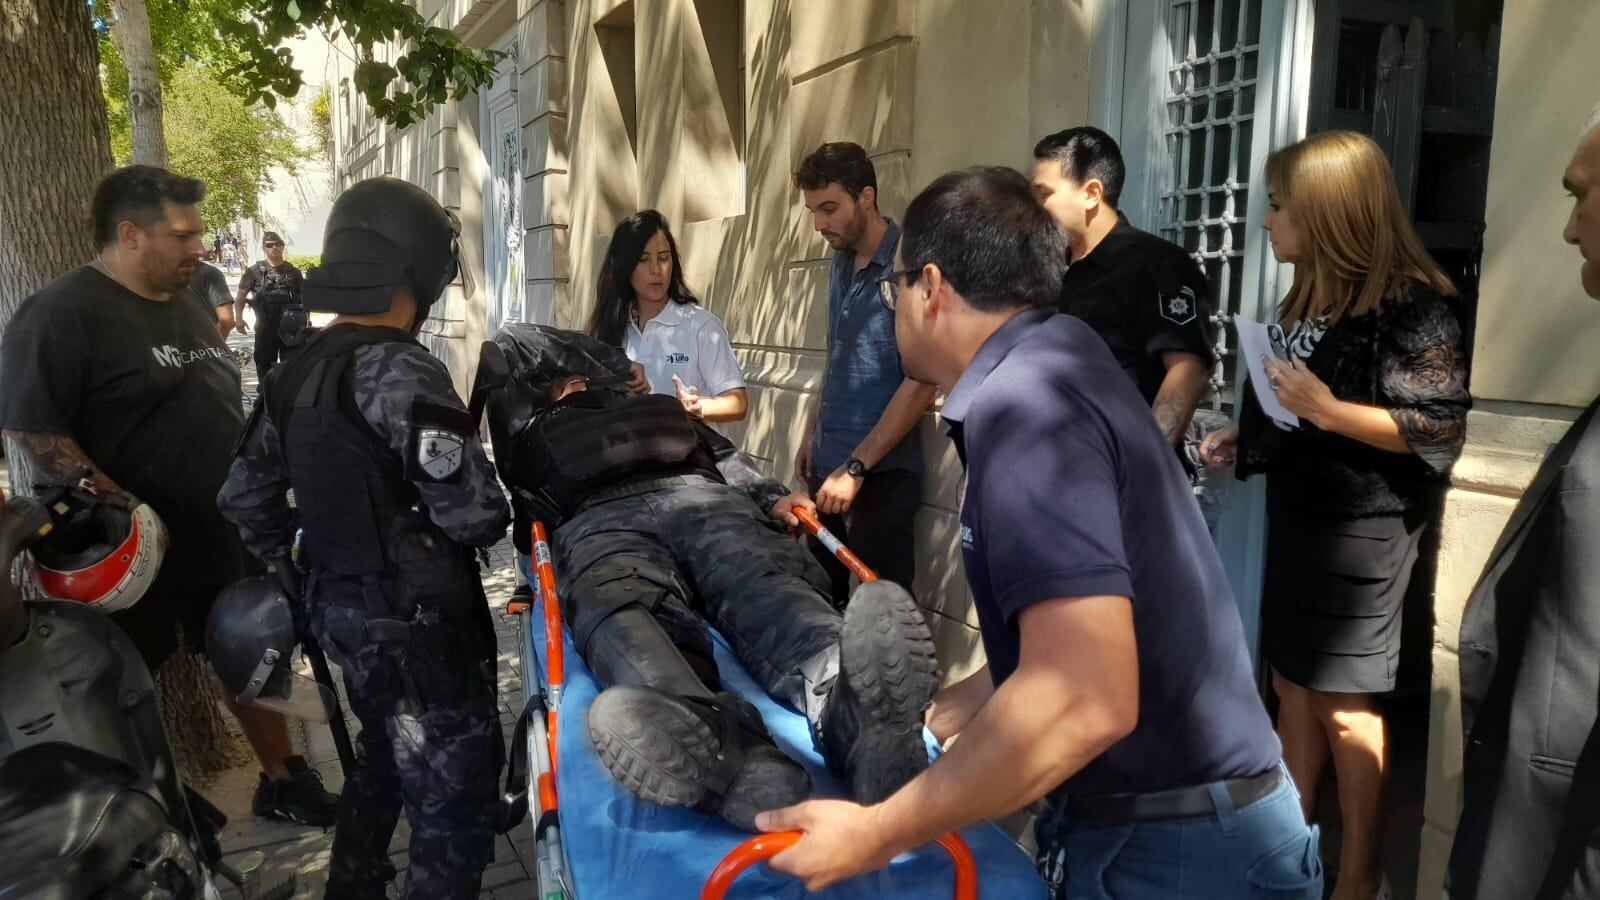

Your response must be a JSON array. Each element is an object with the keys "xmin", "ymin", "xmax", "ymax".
[{"xmin": 588, "ymin": 210, "xmax": 748, "ymax": 422}]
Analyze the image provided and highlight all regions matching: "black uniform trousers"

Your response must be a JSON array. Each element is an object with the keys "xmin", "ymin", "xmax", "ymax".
[
  {"xmin": 553, "ymin": 476, "xmax": 841, "ymax": 718},
  {"xmin": 254, "ymin": 302, "xmax": 287, "ymax": 383},
  {"xmin": 310, "ymin": 579, "xmax": 503, "ymax": 900}
]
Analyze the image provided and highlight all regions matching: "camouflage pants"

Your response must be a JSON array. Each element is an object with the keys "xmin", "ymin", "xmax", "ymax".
[
  {"xmin": 555, "ymin": 476, "xmax": 841, "ymax": 717},
  {"xmin": 311, "ymin": 599, "xmax": 503, "ymax": 900}
]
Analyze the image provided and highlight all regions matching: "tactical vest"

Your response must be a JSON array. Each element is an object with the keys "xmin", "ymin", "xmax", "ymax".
[
  {"xmin": 507, "ymin": 391, "xmax": 720, "ymax": 520},
  {"xmin": 265, "ymin": 324, "xmax": 495, "ymax": 711},
  {"xmin": 253, "ymin": 263, "xmax": 297, "ymax": 306},
  {"xmin": 266, "ymin": 326, "xmax": 477, "ymax": 611}
]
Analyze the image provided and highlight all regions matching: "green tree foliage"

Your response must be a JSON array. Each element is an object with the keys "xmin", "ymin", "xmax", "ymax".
[
  {"xmin": 104, "ymin": 56, "xmax": 309, "ymax": 234},
  {"xmin": 309, "ymin": 83, "xmax": 333, "ymax": 153},
  {"xmin": 223, "ymin": 0, "xmax": 501, "ymax": 128},
  {"xmin": 93, "ymin": 0, "xmax": 499, "ymax": 130},
  {"xmin": 95, "ymin": 0, "xmax": 249, "ymax": 84}
]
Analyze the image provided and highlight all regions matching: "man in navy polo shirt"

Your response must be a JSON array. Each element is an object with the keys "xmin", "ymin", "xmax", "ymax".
[{"xmin": 758, "ymin": 167, "xmax": 1319, "ymax": 899}]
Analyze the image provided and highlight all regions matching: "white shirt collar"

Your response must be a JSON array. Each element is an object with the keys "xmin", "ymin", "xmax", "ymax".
[{"xmin": 634, "ymin": 300, "xmax": 690, "ymax": 335}]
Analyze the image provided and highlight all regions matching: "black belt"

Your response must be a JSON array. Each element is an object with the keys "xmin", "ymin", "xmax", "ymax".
[
  {"xmin": 1065, "ymin": 767, "xmax": 1283, "ymax": 825},
  {"xmin": 577, "ymin": 473, "xmax": 719, "ymax": 511}
]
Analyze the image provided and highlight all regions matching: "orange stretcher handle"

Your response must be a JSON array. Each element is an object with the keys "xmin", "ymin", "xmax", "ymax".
[
  {"xmin": 700, "ymin": 831, "xmax": 978, "ymax": 900},
  {"xmin": 529, "ymin": 521, "xmax": 565, "ymax": 772},
  {"xmin": 792, "ymin": 507, "xmax": 878, "ymax": 584},
  {"xmin": 532, "ymin": 521, "xmax": 564, "ymax": 690}
]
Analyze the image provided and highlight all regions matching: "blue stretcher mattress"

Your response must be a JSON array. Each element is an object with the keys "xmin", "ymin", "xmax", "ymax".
[{"xmin": 523, "ymin": 595, "xmax": 1046, "ymax": 899}]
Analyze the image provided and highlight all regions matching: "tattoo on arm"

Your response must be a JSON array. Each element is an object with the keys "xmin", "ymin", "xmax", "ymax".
[
  {"xmin": 1152, "ymin": 393, "xmax": 1193, "ymax": 447},
  {"xmin": 1, "ymin": 430, "xmax": 126, "ymax": 497}
]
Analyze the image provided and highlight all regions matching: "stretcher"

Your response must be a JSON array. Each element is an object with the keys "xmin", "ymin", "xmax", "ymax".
[{"xmin": 508, "ymin": 517, "xmax": 1047, "ymax": 899}]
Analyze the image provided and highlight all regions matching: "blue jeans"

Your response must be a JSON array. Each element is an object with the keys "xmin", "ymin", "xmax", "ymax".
[{"xmin": 1035, "ymin": 766, "xmax": 1322, "ymax": 899}]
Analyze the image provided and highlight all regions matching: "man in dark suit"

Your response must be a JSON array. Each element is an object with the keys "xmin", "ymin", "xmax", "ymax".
[{"xmin": 1449, "ymin": 109, "xmax": 1600, "ymax": 900}]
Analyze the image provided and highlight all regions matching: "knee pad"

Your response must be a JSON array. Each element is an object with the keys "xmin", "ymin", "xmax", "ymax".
[{"xmin": 567, "ymin": 554, "xmax": 686, "ymax": 654}]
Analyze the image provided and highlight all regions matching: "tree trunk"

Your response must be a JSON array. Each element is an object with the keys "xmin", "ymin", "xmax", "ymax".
[
  {"xmin": 0, "ymin": 0, "xmax": 111, "ymax": 332},
  {"xmin": 109, "ymin": 0, "xmax": 168, "ymax": 167},
  {"xmin": 154, "ymin": 630, "xmax": 251, "ymax": 785}
]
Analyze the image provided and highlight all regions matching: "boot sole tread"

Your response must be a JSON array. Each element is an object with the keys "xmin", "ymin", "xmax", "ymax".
[
  {"xmin": 588, "ymin": 686, "xmax": 809, "ymax": 831},
  {"xmin": 839, "ymin": 583, "xmax": 939, "ymax": 803}
]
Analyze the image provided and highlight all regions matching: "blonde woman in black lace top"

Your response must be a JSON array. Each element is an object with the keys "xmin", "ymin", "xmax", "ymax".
[{"xmin": 1200, "ymin": 131, "xmax": 1470, "ymax": 900}]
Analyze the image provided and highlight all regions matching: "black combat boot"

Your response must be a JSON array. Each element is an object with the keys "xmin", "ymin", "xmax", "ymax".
[
  {"xmin": 587, "ymin": 686, "xmax": 810, "ymax": 831},
  {"xmin": 818, "ymin": 580, "xmax": 939, "ymax": 804}
]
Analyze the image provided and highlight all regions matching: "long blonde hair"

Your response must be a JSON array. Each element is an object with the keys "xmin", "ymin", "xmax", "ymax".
[{"xmin": 1265, "ymin": 131, "xmax": 1455, "ymax": 325}]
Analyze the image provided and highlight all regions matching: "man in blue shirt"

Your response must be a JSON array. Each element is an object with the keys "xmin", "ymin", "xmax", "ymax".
[
  {"xmin": 794, "ymin": 143, "xmax": 936, "ymax": 606},
  {"xmin": 759, "ymin": 167, "xmax": 1319, "ymax": 899}
]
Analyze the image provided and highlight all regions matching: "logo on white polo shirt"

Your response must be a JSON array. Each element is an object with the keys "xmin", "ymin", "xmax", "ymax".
[{"xmin": 666, "ymin": 352, "xmax": 690, "ymax": 364}]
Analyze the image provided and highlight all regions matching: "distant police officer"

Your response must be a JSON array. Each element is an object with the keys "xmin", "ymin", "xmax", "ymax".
[
  {"xmin": 1031, "ymin": 127, "xmax": 1216, "ymax": 455},
  {"xmin": 234, "ymin": 231, "xmax": 306, "ymax": 384},
  {"xmin": 218, "ymin": 178, "xmax": 511, "ymax": 900}
]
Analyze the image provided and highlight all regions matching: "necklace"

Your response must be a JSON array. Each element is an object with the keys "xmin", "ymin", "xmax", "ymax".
[
  {"xmin": 95, "ymin": 254, "xmax": 169, "ymax": 301},
  {"xmin": 94, "ymin": 254, "xmax": 137, "ymax": 294}
]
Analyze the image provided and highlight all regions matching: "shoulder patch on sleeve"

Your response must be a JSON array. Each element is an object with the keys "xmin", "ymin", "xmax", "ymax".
[
  {"xmin": 405, "ymin": 399, "xmax": 474, "ymax": 483},
  {"xmin": 1159, "ymin": 284, "xmax": 1199, "ymax": 325}
]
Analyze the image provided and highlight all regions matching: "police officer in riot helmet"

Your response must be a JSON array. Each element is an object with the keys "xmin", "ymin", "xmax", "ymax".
[
  {"xmin": 218, "ymin": 177, "xmax": 510, "ymax": 900},
  {"xmin": 487, "ymin": 324, "xmax": 938, "ymax": 831}
]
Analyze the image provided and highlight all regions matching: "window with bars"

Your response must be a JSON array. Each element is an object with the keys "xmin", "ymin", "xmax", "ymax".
[{"xmin": 1159, "ymin": 0, "xmax": 1264, "ymax": 409}]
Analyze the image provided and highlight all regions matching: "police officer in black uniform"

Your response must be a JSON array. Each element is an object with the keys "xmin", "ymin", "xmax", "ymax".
[
  {"xmin": 487, "ymin": 325, "xmax": 938, "ymax": 830},
  {"xmin": 218, "ymin": 178, "xmax": 510, "ymax": 900},
  {"xmin": 1031, "ymin": 127, "xmax": 1216, "ymax": 457},
  {"xmin": 235, "ymin": 231, "xmax": 306, "ymax": 384}
]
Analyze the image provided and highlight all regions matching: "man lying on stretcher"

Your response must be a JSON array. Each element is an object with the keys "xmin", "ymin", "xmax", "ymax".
[{"xmin": 485, "ymin": 324, "xmax": 939, "ymax": 831}]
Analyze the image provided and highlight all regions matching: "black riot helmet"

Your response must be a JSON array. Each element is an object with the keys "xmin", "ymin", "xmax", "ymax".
[
  {"xmin": 206, "ymin": 576, "xmax": 334, "ymax": 723},
  {"xmin": 485, "ymin": 324, "xmax": 636, "ymax": 443},
  {"xmin": 303, "ymin": 177, "xmax": 462, "ymax": 328}
]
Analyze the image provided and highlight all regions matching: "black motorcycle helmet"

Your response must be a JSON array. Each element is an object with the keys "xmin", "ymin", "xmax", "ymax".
[
  {"xmin": 206, "ymin": 576, "xmax": 333, "ymax": 723},
  {"xmin": 485, "ymin": 324, "xmax": 637, "ymax": 452},
  {"xmin": 303, "ymin": 177, "xmax": 462, "ymax": 329}
]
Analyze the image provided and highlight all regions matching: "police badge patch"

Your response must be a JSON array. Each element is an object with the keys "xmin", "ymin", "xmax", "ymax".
[
  {"xmin": 416, "ymin": 429, "xmax": 465, "ymax": 480},
  {"xmin": 404, "ymin": 398, "xmax": 475, "ymax": 484},
  {"xmin": 1160, "ymin": 285, "xmax": 1198, "ymax": 325}
]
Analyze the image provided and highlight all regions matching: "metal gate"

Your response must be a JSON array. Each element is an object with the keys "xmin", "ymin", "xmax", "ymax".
[
  {"xmin": 1156, "ymin": 0, "xmax": 1265, "ymax": 409},
  {"xmin": 1104, "ymin": 0, "xmax": 1316, "ymax": 654}
]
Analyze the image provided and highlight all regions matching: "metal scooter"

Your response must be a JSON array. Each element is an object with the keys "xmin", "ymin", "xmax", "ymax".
[{"xmin": 0, "ymin": 492, "xmax": 292, "ymax": 899}]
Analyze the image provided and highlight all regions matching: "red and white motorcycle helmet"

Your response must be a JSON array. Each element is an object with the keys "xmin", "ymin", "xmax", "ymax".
[{"xmin": 30, "ymin": 489, "xmax": 167, "ymax": 613}]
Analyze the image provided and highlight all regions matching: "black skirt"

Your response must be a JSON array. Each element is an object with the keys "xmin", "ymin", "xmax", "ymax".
[{"xmin": 1261, "ymin": 505, "xmax": 1424, "ymax": 694}]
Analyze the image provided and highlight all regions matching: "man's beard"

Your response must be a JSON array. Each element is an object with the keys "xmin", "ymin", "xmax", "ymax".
[{"xmin": 838, "ymin": 211, "xmax": 868, "ymax": 253}]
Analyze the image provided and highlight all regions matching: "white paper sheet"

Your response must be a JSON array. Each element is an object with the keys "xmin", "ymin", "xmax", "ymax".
[{"xmin": 1235, "ymin": 317, "xmax": 1300, "ymax": 429}]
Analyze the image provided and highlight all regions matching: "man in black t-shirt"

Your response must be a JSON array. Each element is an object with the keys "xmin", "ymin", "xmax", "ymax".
[
  {"xmin": 188, "ymin": 259, "xmax": 236, "ymax": 339},
  {"xmin": 0, "ymin": 166, "xmax": 337, "ymax": 827},
  {"xmin": 234, "ymin": 231, "xmax": 304, "ymax": 383},
  {"xmin": 1031, "ymin": 127, "xmax": 1216, "ymax": 457}
]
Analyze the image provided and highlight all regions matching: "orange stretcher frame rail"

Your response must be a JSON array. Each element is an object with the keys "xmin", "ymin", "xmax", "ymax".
[
  {"xmin": 700, "ymin": 830, "xmax": 979, "ymax": 900},
  {"xmin": 511, "ymin": 511, "xmax": 979, "ymax": 898},
  {"xmin": 792, "ymin": 506, "xmax": 877, "ymax": 584}
]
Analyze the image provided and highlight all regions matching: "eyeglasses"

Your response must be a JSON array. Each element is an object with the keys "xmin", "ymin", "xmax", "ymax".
[
  {"xmin": 876, "ymin": 268, "xmax": 918, "ymax": 311},
  {"xmin": 264, "ymin": 242, "xmax": 284, "ymax": 249}
]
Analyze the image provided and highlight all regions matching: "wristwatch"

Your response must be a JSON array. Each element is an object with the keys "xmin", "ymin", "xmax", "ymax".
[{"xmin": 846, "ymin": 457, "xmax": 869, "ymax": 478}]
